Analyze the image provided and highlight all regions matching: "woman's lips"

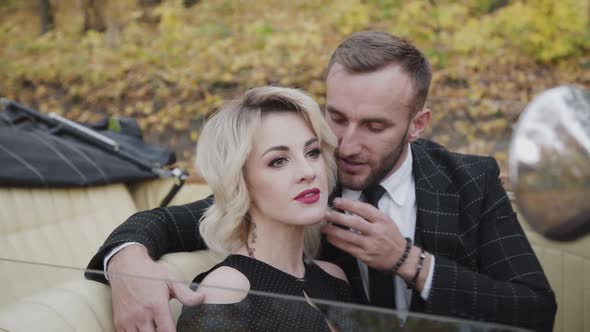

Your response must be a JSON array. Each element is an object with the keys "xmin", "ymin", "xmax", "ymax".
[{"xmin": 294, "ymin": 188, "xmax": 321, "ymax": 204}]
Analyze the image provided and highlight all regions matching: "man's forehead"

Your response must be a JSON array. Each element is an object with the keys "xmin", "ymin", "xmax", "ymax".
[
  {"xmin": 325, "ymin": 64, "xmax": 415, "ymax": 117},
  {"xmin": 325, "ymin": 93, "xmax": 413, "ymax": 121},
  {"xmin": 326, "ymin": 62, "xmax": 348, "ymax": 78}
]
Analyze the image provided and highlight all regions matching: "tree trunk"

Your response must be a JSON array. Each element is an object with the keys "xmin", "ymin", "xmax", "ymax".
[
  {"xmin": 81, "ymin": 0, "xmax": 106, "ymax": 32},
  {"xmin": 39, "ymin": 0, "xmax": 54, "ymax": 34}
]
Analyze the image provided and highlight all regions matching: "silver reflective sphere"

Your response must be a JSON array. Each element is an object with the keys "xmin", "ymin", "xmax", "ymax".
[{"xmin": 509, "ymin": 85, "xmax": 590, "ymax": 241}]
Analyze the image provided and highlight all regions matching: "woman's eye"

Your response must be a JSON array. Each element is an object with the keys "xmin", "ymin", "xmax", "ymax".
[
  {"xmin": 270, "ymin": 157, "xmax": 287, "ymax": 168},
  {"xmin": 306, "ymin": 148, "xmax": 321, "ymax": 159}
]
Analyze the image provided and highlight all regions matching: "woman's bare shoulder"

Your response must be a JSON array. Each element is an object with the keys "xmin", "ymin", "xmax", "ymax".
[
  {"xmin": 314, "ymin": 260, "xmax": 348, "ymax": 283},
  {"xmin": 196, "ymin": 266, "xmax": 251, "ymax": 304}
]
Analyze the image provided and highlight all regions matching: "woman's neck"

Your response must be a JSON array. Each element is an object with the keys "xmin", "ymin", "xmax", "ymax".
[{"xmin": 236, "ymin": 216, "xmax": 306, "ymax": 278}]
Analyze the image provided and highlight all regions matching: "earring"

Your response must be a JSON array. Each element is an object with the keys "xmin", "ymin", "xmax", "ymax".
[{"xmin": 247, "ymin": 222, "xmax": 257, "ymax": 258}]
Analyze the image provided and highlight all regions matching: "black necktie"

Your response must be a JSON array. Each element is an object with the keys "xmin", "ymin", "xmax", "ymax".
[{"xmin": 363, "ymin": 185, "xmax": 396, "ymax": 309}]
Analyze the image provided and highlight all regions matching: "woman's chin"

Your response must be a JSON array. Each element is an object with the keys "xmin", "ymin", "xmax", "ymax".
[{"xmin": 298, "ymin": 210, "xmax": 327, "ymax": 226}]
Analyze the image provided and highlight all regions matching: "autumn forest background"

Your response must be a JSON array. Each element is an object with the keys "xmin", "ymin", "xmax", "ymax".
[{"xmin": 1, "ymin": 0, "xmax": 589, "ymax": 177}]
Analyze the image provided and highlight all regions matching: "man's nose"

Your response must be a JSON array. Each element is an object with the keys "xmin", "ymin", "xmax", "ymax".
[{"xmin": 338, "ymin": 126, "xmax": 361, "ymax": 157}]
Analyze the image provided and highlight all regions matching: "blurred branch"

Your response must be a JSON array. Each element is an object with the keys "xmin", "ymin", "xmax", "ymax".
[
  {"xmin": 138, "ymin": 0, "xmax": 161, "ymax": 6},
  {"xmin": 183, "ymin": 0, "xmax": 199, "ymax": 8},
  {"xmin": 487, "ymin": 0, "xmax": 510, "ymax": 14}
]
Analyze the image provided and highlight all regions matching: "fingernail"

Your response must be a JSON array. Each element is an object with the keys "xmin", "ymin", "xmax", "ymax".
[{"xmin": 333, "ymin": 198, "xmax": 341, "ymax": 205}]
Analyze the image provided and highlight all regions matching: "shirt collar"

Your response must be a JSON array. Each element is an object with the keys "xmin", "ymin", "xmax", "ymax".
[
  {"xmin": 342, "ymin": 144, "xmax": 414, "ymax": 206},
  {"xmin": 381, "ymin": 144, "xmax": 413, "ymax": 206}
]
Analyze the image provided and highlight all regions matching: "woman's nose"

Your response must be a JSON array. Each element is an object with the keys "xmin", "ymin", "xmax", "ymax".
[{"xmin": 299, "ymin": 160, "xmax": 317, "ymax": 182}]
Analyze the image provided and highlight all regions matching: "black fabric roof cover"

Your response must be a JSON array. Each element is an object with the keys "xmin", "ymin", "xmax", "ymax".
[{"xmin": 0, "ymin": 100, "xmax": 176, "ymax": 188}]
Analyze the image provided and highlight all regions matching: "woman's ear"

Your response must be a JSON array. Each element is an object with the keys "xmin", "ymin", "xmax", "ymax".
[{"xmin": 408, "ymin": 108, "xmax": 431, "ymax": 142}]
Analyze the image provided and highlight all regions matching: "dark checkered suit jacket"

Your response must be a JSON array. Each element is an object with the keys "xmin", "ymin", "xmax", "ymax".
[{"xmin": 86, "ymin": 139, "xmax": 556, "ymax": 331}]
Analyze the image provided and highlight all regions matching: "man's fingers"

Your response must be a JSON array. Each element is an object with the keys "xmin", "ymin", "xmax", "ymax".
[
  {"xmin": 153, "ymin": 305, "xmax": 175, "ymax": 332},
  {"xmin": 325, "ymin": 231, "xmax": 365, "ymax": 260},
  {"xmin": 325, "ymin": 209, "xmax": 372, "ymax": 235},
  {"xmin": 332, "ymin": 197, "xmax": 383, "ymax": 223},
  {"xmin": 322, "ymin": 223, "xmax": 367, "ymax": 249},
  {"xmin": 137, "ymin": 321, "xmax": 156, "ymax": 332},
  {"xmin": 119, "ymin": 326, "xmax": 137, "ymax": 332},
  {"xmin": 171, "ymin": 281, "xmax": 205, "ymax": 306},
  {"xmin": 113, "ymin": 306, "xmax": 148, "ymax": 332}
]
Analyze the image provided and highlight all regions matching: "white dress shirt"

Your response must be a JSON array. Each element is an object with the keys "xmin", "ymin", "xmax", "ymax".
[
  {"xmin": 103, "ymin": 242, "xmax": 140, "ymax": 280},
  {"xmin": 341, "ymin": 144, "xmax": 434, "ymax": 313}
]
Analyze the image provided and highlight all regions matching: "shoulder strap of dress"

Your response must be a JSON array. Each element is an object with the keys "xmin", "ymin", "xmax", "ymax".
[
  {"xmin": 190, "ymin": 255, "xmax": 256, "ymax": 288},
  {"xmin": 189, "ymin": 259, "xmax": 229, "ymax": 290}
]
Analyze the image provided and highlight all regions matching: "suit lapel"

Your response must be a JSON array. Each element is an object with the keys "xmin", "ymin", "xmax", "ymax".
[
  {"xmin": 410, "ymin": 140, "xmax": 460, "ymax": 311},
  {"xmin": 411, "ymin": 140, "xmax": 460, "ymax": 253}
]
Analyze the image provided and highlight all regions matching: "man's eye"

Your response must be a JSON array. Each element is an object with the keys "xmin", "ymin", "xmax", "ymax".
[
  {"xmin": 270, "ymin": 157, "xmax": 287, "ymax": 168},
  {"xmin": 367, "ymin": 123, "xmax": 385, "ymax": 133},
  {"xmin": 306, "ymin": 148, "xmax": 321, "ymax": 159},
  {"xmin": 330, "ymin": 114, "xmax": 346, "ymax": 124}
]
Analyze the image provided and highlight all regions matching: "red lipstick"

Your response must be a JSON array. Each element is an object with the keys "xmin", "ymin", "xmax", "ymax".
[{"xmin": 294, "ymin": 187, "xmax": 321, "ymax": 204}]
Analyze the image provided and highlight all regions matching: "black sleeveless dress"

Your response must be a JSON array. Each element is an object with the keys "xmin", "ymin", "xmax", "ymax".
[{"xmin": 176, "ymin": 254, "xmax": 357, "ymax": 331}]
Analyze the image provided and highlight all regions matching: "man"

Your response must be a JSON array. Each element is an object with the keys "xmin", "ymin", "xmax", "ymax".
[{"xmin": 86, "ymin": 31, "xmax": 556, "ymax": 332}]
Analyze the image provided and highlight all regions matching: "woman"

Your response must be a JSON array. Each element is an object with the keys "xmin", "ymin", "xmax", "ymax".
[{"xmin": 176, "ymin": 86, "xmax": 355, "ymax": 331}]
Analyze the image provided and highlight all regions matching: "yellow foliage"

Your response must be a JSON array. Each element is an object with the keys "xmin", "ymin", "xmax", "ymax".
[
  {"xmin": 328, "ymin": 0, "xmax": 371, "ymax": 36},
  {"xmin": 0, "ymin": 0, "xmax": 588, "ymax": 171},
  {"xmin": 455, "ymin": 0, "xmax": 590, "ymax": 61}
]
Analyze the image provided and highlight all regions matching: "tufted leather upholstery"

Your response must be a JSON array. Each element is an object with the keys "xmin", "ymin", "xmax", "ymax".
[
  {"xmin": 0, "ymin": 181, "xmax": 587, "ymax": 331},
  {"xmin": 127, "ymin": 177, "xmax": 213, "ymax": 212},
  {"xmin": 0, "ymin": 251, "xmax": 221, "ymax": 332},
  {"xmin": 0, "ymin": 184, "xmax": 138, "ymax": 307},
  {"xmin": 518, "ymin": 213, "xmax": 590, "ymax": 332},
  {"xmin": 0, "ymin": 179, "xmax": 216, "ymax": 332}
]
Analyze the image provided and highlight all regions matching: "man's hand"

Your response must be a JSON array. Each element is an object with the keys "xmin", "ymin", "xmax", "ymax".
[
  {"xmin": 322, "ymin": 197, "xmax": 408, "ymax": 271},
  {"xmin": 107, "ymin": 245, "xmax": 204, "ymax": 332}
]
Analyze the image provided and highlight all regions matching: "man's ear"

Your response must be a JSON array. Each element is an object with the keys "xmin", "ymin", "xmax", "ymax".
[{"xmin": 408, "ymin": 108, "xmax": 431, "ymax": 142}]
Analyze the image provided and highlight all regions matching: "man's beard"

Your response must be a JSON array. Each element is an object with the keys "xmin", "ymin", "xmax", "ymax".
[{"xmin": 338, "ymin": 132, "xmax": 409, "ymax": 191}]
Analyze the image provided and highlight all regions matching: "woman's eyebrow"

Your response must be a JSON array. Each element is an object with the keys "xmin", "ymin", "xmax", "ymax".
[
  {"xmin": 304, "ymin": 138, "xmax": 318, "ymax": 147},
  {"xmin": 261, "ymin": 145, "xmax": 289, "ymax": 157}
]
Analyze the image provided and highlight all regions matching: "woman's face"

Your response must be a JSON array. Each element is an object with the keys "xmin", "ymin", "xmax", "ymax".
[{"xmin": 245, "ymin": 112, "xmax": 329, "ymax": 227}]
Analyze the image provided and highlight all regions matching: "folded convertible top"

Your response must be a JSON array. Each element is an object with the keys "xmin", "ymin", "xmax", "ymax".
[{"xmin": 0, "ymin": 99, "xmax": 178, "ymax": 188}]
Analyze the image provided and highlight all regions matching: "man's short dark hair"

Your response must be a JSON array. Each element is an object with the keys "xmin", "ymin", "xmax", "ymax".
[{"xmin": 328, "ymin": 31, "xmax": 432, "ymax": 114}]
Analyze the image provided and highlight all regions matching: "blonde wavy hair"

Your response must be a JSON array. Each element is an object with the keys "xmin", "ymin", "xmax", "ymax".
[{"xmin": 196, "ymin": 86, "xmax": 337, "ymax": 262}]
